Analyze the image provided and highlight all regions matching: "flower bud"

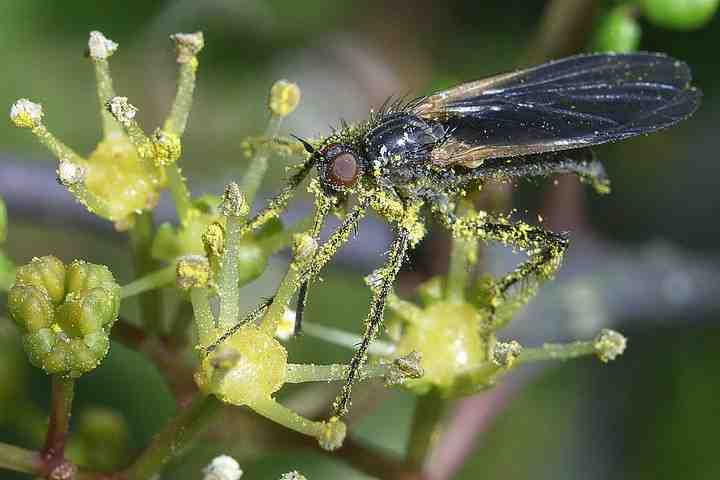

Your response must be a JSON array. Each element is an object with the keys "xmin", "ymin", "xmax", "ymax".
[
  {"xmin": 88, "ymin": 31, "xmax": 118, "ymax": 60},
  {"xmin": 594, "ymin": 329, "xmax": 627, "ymax": 363},
  {"xmin": 203, "ymin": 455, "xmax": 243, "ymax": 480},
  {"xmin": 268, "ymin": 80, "xmax": 301, "ymax": 118},
  {"xmin": 221, "ymin": 183, "xmax": 249, "ymax": 218},
  {"xmin": 279, "ymin": 472, "xmax": 307, "ymax": 480},
  {"xmin": 176, "ymin": 255, "xmax": 210, "ymax": 290},
  {"xmin": 171, "ymin": 32, "xmax": 205, "ymax": 65},
  {"xmin": 10, "ymin": 99, "xmax": 43, "ymax": 129},
  {"xmin": 317, "ymin": 416, "xmax": 346, "ymax": 451},
  {"xmin": 8, "ymin": 256, "xmax": 120, "ymax": 377},
  {"xmin": 152, "ymin": 129, "xmax": 182, "ymax": 167},
  {"xmin": 592, "ymin": 6, "xmax": 641, "ymax": 52},
  {"xmin": 642, "ymin": 0, "xmax": 718, "ymax": 30}
]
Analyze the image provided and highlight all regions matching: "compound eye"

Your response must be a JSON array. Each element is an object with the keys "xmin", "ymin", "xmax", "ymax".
[{"xmin": 327, "ymin": 151, "xmax": 360, "ymax": 188}]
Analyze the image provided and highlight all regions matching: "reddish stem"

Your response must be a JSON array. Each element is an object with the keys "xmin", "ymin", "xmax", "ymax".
[{"xmin": 41, "ymin": 376, "xmax": 76, "ymax": 478}]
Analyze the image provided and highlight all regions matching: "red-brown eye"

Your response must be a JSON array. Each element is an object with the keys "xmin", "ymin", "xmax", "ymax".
[{"xmin": 328, "ymin": 151, "xmax": 360, "ymax": 187}]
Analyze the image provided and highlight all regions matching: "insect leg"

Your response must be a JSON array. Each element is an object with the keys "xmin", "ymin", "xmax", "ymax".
[
  {"xmin": 333, "ymin": 227, "xmax": 410, "ymax": 417},
  {"xmin": 456, "ymin": 149, "xmax": 610, "ymax": 194},
  {"xmin": 445, "ymin": 212, "xmax": 568, "ymax": 326},
  {"xmin": 203, "ymin": 198, "xmax": 368, "ymax": 354}
]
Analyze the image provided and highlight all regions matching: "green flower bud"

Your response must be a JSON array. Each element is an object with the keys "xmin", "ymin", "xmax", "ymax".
[
  {"xmin": 8, "ymin": 256, "xmax": 120, "ymax": 377},
  {"xmin": 592, "ymin": 6, "xmax": 641, "ymax": 52},
  {"xmin": 76, "ymin": 407, "xmax": 129, "ymax": 471},
  {"xmin": 152, "ymin": 129, "xmax": 182, "ymax": 167},
  {"xmin": 642, "ymin": 0, "xmax": 718, "ymax": 30},
  {"xmin": 176, "ymin": 255, "xmax": 211, "ymax": 290},
  {"xmin": 268, "ymin": 80, "xmax": 301, "ymax": 118},
  {"xmin": 14, "ymin": 255, "xmax": 66, "ymax": 304}
]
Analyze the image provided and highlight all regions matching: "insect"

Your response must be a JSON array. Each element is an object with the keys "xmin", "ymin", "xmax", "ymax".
[{"xmin": 208, "ymin": 52, "xmax": 701, "ymax": 417}]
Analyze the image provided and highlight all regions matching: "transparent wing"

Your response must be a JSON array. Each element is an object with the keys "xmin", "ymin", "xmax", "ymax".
[{"xmin": 413, "ymin": 52, "xmax": 701, "ymax": 167}]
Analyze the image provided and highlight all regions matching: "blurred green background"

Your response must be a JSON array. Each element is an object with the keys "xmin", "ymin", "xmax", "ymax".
[{"xmin": 1, "ymin": 1, "xmax": 719, "ymax": 479}]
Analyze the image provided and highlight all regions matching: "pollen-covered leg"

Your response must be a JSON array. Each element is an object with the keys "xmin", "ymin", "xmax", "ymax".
[
  {"xmin": 333, "ymin": 228, "xmax": 410, "ymax": 417},
  {"xmin": 446, "ymin": 212, "xmax": 568, "ymax": 328},
  {"xmin": 457, "ymin": 148, "xmax": 610, "ymax": 194}
]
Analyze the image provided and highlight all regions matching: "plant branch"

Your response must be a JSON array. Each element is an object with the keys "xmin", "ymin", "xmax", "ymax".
[
  {"xmin": 121, "ymin": 394, "xmax": 221, "ymax": 480},
  {"xmin": 524, "ymin": 0, "xmax": 599, "ymax": 64},
  {"xmin": 39, "ymin": 376, "xmax": 75, "ymax": 477},
  {"xmin": 120, "ymin": 264, "xmax": 176, "ymax": 299},
  {"xmin": 128, "ymin": 211, "xmax": 164, "ymax": 335},
  {"xmin": 0, "ymin": 442, "xmax": 41, "ymax": 476},
  {"xmin": 405, "ymin": 391, "xmax": 447, "ymax": 471}
]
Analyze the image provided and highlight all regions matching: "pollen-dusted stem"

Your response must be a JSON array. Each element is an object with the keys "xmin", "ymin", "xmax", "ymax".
[
  {"xmin": 250, "ymin": 397, "xmax": 327, "ymax": 439},
  {"xmin": 217, "ymin": 185, "xmax": 249, "ymax": 331},
  {"xmin": 190, "ymin": 287, "xmax": 216, "ymax": 347},
  {"xmin": 122, "ymin": 394, "xmax": 221, "ymax": 480},
  {"xmin": 88, "ymin": 31, "xmax": 124, "ymax": 140},
  {"xmin": 43, "ymin": 376, "xmax": 75, "ymax": 467},
  {"xmin": 285, "ymin": 362, "xmax": 390, "ymax": 383},
  {"xmin": 518, "ymin": 329, "xmax": 626, "ymax": 364},
  {"xmin": 128, "ymin": 211, "xmax": 164, "ymax": 335},
  {"xmin": 445, "ymin": 202, "xmax": 476, "ymax": 303},
  {"xmin": 239, "ymin": 115, "xmax": 284, "ymax": 206},
  {"xmin": 0, "ymin": 442, "xmax": 42, "ymax": 476},
  {"xmin": 259, "ymin": 258, "xmax": 303, "ymax": 336},
  {"xmin": 162, "ymin": 33, "xmax": 204, "ymax": 224},
  {"xmin": 120, "ymin": 264, "xmax": 176, "ymax": 299},
  {"xmin": 13, "ymin": 108, "xmax": 110, "ymax": 215},
  {"xmin": 167, "ymin": 166, "xmax": 193, "ymax": 225},
  {"xmin": 519, "ymin": 341, "xmax": 594, "ymax": 363},
  {"xmin": 405, "ymin": 391, "xmax": 446, "ymax": 471}
]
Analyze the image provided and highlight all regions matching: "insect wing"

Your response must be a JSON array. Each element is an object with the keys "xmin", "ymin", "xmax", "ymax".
[{"xmin": 413, "ymin": 53, "xmax": 701, "ymax": 167}]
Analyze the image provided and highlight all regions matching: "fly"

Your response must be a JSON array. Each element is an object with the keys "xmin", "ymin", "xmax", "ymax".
[{"xmin": 206, "ymin": 52, "xmax": 701, "ymax": 417}]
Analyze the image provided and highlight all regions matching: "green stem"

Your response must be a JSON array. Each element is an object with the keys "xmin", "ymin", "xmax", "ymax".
[
  {"xmin": 239, "ymin": 116, "xmax": 283, "ymax": 205},
  {"xmin": 217, "ymin": 213, "xmax": 245, "ymax": 331},
  {"xmin": 122, "ymin": 395, "xmax": 221, "ymax": 480},
  {"xmin": 0, "ymin": 442, "xmax": 41, "ymax": 475},
  {"xmin": 166, "ymin": 166, "xmax": 193, "ymax": 224},
  {"xmin": 120, "ymin": 264, "xmax": 176, "ymax": 299},
  {"xmin": 92, "ymin": 58, "xmax": 124, "ymax": 140},
  {"xmin": 190, "ymin": 287, "xmax": 216, "ymax": 347},
  {"xmin": 250, "ymin": 397, "xmax": 325, "ymax": 439},
  {"xmin": 44, "ymin": 376, "xmax": 75, "ymax": 460},
  {"xmin": 405, "ymin": 390, "xmax": 446, "ymax": 469},
  {"xmin": 285, "ymin": 362, "xmax": 388, "ymax": 383},
  {"xmin": 128, "ymin": 211, "xmax": 163, "ymax": 335},
  {"xmin": 302, "ymin": 322, "xmax": 395, "ymax": 357},
  {"xmin": 446, "ymin": 202, "xmax": 475, "ymax": 303},
  {"xmin": 518, "ymin": 340, "xmax": 596, "ymax": 364},
  {"xmin": 259, "ymin": 262, "xmax": 301, "ymax": 335}
]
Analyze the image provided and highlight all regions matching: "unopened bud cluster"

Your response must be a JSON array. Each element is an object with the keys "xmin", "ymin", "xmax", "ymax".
[{"xmin": 8, "ymin": 256, "xmax": 120, "ymax": 377}]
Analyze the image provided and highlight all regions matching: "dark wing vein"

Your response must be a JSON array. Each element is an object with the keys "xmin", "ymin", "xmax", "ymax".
[{"xmin": 413, "ymin": 52, "xmax": 701, "ymax": 167}]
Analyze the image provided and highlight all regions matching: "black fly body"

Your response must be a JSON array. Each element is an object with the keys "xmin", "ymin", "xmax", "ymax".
[{"xmin": 207, "ymin": 52, "xmax": 701, "ymax": 418}]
